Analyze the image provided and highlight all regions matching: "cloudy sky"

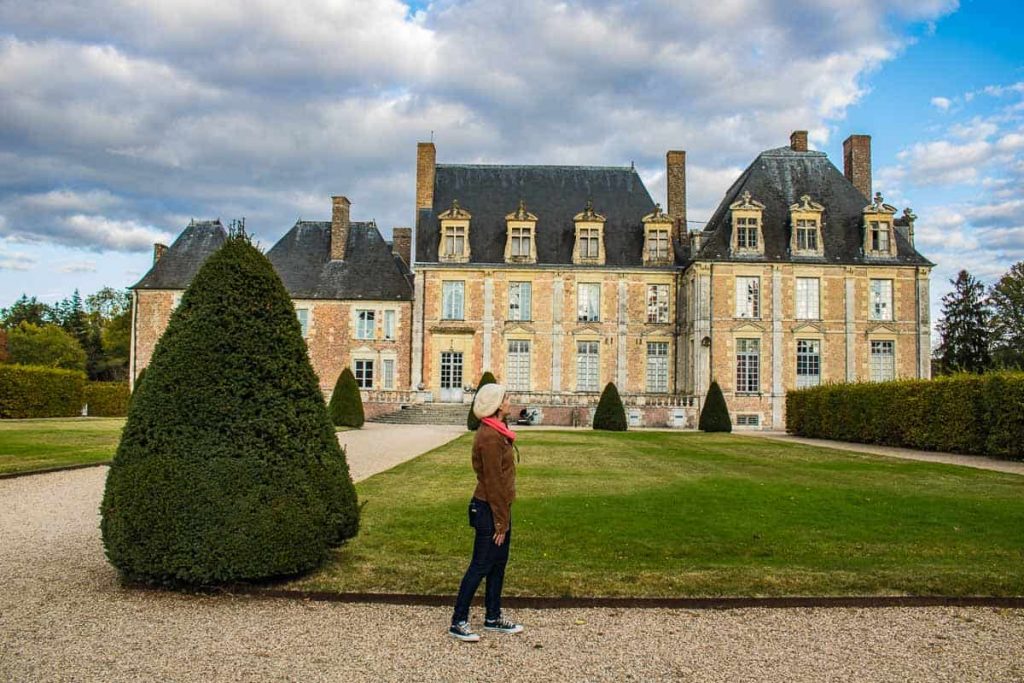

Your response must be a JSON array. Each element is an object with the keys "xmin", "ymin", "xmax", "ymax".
[{"xmin": 1, "ymin": 0, "xmax": 1022, "ymax": 329}]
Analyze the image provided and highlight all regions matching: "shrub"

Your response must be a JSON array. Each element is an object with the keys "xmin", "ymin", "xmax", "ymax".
[
  {"xmin": 786, "ymin": 373, "xmax": 1024, "ymax": 460},
  {"xmin": 101, "ymin": 234, "xmax": 359, "ymax": 585},
  {"xmin": 593, "ymin": 382, "xmax": 628, "ymax": 431},
  {"xmin": 328, "ymin": 367, "xmax": 364, "ymax": 428},
  {"xmin": 0, "ymin": 364, "xmax": 85, "ymax": 418},
  {"xmin": 8, "ymin": 322, "xmax": 86, "ymax": 371},
  {"xmin": 84, "ymin": 382, "xmax": 130, "ymax": 417},
  {"xmin": 467, "ymin": 371, "xmax": 497, "ymax": 430},
  {"xmin": 0, "ymin": 328, "xmax": 9, "ymax": 363},
  {"xmin": 699, "ymin": 381, "xmax": 732, "ymax": 433}
]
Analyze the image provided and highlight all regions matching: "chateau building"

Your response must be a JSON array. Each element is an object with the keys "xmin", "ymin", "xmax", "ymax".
[{"xmin": 129, "ymin": 130, "xmax": 932, "ymax": 429}]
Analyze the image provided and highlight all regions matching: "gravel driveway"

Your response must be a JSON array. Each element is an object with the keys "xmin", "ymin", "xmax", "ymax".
[{"xmin": 2, "ymin": 429, "xmax": 1023, "ymax": 682}]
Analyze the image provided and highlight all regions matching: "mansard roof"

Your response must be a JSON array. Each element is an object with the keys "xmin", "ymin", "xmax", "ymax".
[
  {"xmin": 133, "ymin": 220, "xmax": 228, "ymax": 289},
  {"xmin": 696, "ymin": 146, "xmax": 932, "ymax": 266},
  {"xmin": 416, "ymin": 164, "xmax": 681, "ymax": 267}
]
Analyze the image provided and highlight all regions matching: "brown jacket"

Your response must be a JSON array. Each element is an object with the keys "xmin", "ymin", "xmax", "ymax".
[{"xmin": 471, "ymin": 423, "xmax": 517, "ymax": 533}]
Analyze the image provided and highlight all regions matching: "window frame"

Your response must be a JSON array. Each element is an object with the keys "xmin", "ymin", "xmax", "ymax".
[
  {"xmin": 576, "ymin": 340, "xmax": 600, "ymax": 392},
  {"xmin": 383, "ymin": 309, "xmax": 396, "ymax": 340},
  {"xmin": 508, "ymin": 281, "xmax": 532, "ymax": 322},
  {"xmin": 795, "ymin": 339, "xmax": 821, "ymax": 389},
  {"xmin": 869, "ymin": 279, "xmax": 893, "ymax": 321},
  {"xmin": 296, "ymin": 307, "xmax": 310, "ymax": 338},
  {"xmin": 577, "ymin": 283, "xmax": 601, "ymax": 322},
  {"xmin": 795, "ymin": 277, "xmax": 820, "ymax": 320},
  {"xmin": 735, "ymin": 338, "xmax": 760, "ymax": 395},
  {"xmin": 870, "ymin": 339, "xmax": 896, "ymax": 382},
  {"xmin": 355, "ymin": 309, "xmax": 376, "ymax": 340},
  {"xmin": 382, "ymin": 358, "xmax": 395, "ymax": 390},
  {"xmin": 646, "ymin": 284, "xmax": 670, "ymax": 324},
  {"xmin": 354, "ymin": 359, "xmax": 374, "ymax": 389},
  {"xmin": 646, "ymin": 341, "xmax": 669, "ymax": 393},
  {"xmin": 735, "ymin": 276, "xmax": 761, "ymax": 319},
  {"xmin": 441, "ymin": 280, "xmax": 465, "ymax": 321},
  {"xmin": 506, "ymin": 339, "xmax": 531, "ymax": 391}
]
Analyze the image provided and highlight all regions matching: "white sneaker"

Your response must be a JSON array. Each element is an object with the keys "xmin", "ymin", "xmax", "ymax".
[
  {"xmin": 449, "ymin": 621, "xmax": 481, "ymax": 642},
  {"xmin": 483, "ymin": 617, "xmax": 524, "ymax": 634}
]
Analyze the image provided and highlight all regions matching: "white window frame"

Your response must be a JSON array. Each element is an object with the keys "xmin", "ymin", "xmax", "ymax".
[
  {"xmin": 576, "ymin": 340, "xmax": 600, "ymax": 392},
  {"xmin": 796, "ymin": 339, "xmax": 821, "ymax": 389},
  {"xmin": 577, "ymin": 283, "xmax": 601, "ymax": 322},
  {"xmin": 646, "ymin": 341, "xmax": 669, "ymax": 393},
  {"xmin": 382, "ymin": 358, "xmax": 395, "ymax": 390},
  {"xmin": 578, "ymin": 227, "xmax": 601, "ymax": 259},
  {"xmin": 356, "ymin": 309, "xmax": 375, "ymax": 340},
  {"xmin": 796, "ymin": 219, "xmax": 819, "ymax": 251},
  {"xmin": 647, "ymin": 228, "xmax": 670, "ymax": 260},
  {"xmin": 736, "ymin": 217, "xmax": 759, "ymax": 250},
  {"xmin": 354, "ymin": 359, "xmax": 374, "ymax": 389},
  {"xmin": 443, "ymin": 225, "xmax": 466, "ymax": 258},
  {"xmin": 296, "ymin": 307, "xmax": 310, "ymax": 338},
  {"xmin": 646, "ymin": 284, "xmax": 669, "ymax": 324},
  {"xmin": 736, "ymin": 338, "xmax": 760, "ymax": 395},
  {"xmin": 508, "ymin": 282, "xmax": 532, "ymax": 322},
  {"xmin": 870, "ymin": 340, "xmax": 895, "ymax": 382},
  {"xmin": 870, "ymin": 221, "xmax": 891, "ymax": 253},
  {"xmin": 735, "ymin": 276, "xmax": 760, "ymax": 319},
  {"xmin": 510, "ymin": 226, "xmax": 533, "ymax": 258},
  {"xmin": 442, "ymin": 281, "xmax": 465, "ymax": 320},
  {"xmin": 506, "ymin": 340, "xmax": 531, "ymax": 391},
  {"xmin": 795, "ymin": 278, "xmax": 820, "ymax": 320},
  {"xmin": 383, "ymin": 309, "xmax": 396, "ymax": 340},
  {"xmin": 869, "ymin": 279, "xmax": 893, "ymax": 321}
]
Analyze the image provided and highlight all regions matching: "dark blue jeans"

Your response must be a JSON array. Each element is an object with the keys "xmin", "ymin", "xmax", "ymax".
[{"xmin": 451, "ymin": 498, "xmax": 510, "ymax": 625}]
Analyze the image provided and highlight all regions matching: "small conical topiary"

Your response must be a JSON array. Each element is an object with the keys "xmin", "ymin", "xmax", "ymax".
[
  {"xmin": 101, "ymin": 233, "xmax": 359, "ymax": 585},
  {"xmin": 593, "ymin": 382, "xmax": 627, "ymax": 431},
  {"xmin": 328, "ymin": 367, "xmax": 364, "ymax": 428},
  {"xmin": 467, "ymin": 371, "xmax": 498, "ymax": 430},
  {"xmin": 698, "ymin": 380, "xmax": 732, "ymax": 432}
]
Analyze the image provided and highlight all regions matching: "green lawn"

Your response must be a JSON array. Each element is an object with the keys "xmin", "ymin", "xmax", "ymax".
[
  {"xmin": 290, "ymin": 431, "xmax": 1024, "ymax": 597},
  {"xmin": 0, "ymin": 418, "xmax": 124, "ymax": 475}
]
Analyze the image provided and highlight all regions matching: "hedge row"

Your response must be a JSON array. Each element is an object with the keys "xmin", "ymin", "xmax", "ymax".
[
  {"xmin": 786, "ymin": 373, "xmax": 1024, "ymax": 460},
  {"xmin": 0, "ymin": 364, "xmax": 86, "ymax": 418},
  {"xmin": 84, "ymin": 382, "xmax": 130, "ymax": 417}
]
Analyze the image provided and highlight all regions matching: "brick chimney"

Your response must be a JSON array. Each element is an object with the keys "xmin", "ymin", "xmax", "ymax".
[
  {"xmin": 392, "ymin": 227, "xmax": 412, "ymax": 265},
  {"xmin": 666, "ymin": 150, "xmax": 687, "ymax": 241},
  {"xmin": 416, "ymin": 142, "xmax": 436, "ymax": 211},
  {"xmin": 790, "ymin": 130, "xmax": 808, "ymax": 152},
  {"xmin": 843, "ymin": 134, "xmax": 872, "ymax": 200},
  {"xmin": 153, "ymin": 243, "xmax": 167, "ymax": 264},
  {"xmin": 331, "ymin": 195, "xmax": 351, "ymax": 261}
]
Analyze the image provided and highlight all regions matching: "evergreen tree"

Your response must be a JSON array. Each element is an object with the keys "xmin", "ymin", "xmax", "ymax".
[
  {"xmin": 0, "ymin": 294, "xmax": 52, "ymax": 328},
  {"xmin": 0, "ymin": 328, "xmax": 7, "ymax": 363},
  {"xmin": 989, "ymin": 261, "xmax": 1024, "ymax": 369},
  {"xmin": 937, "ymin": 270, "xmax": 991, "ymax": 374},
  {"xmin": 328, "ymin": 367, "xmax": 365, "ymax": 428},
  {"xmin": 698, "ymin": 381, "xmax": 732, "ymax": 433},
  {"xmin": 468, "ymin": 371, "xmax": 498, "ymax": 430},
  {"xmin": 593, "ymin": 382, "xmax": 628, "ymax": 431},
  {"xmin": 101, "ymin": 234, "xmax": 358, "ymax": 585}
]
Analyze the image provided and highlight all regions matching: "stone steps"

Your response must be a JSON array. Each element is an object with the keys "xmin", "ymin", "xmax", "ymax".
[{"xmin": 370, "ymin": 404, "xmax": 470, "ymax": 425}]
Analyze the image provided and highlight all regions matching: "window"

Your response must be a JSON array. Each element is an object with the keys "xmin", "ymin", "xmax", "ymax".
[
  {"xmin": 382, "ymin": 359, "xmax": 395, "ymax": 389},
  {"xmin": 736, "ymin": 414, "xmax": 760, "ymax": 427},
  {"xmin": 647, "ymin": 285, "xmax": 669, "ymax": 323},
  {"xmin": 646, "ymin": 342, "xmax": 669, "ymax": 393},
  {"xmin": 576, "ymin": 341, "xmax": 600, "ymax": 392},
  {"xmin": 296, "ymin": 308, "xmax": 310, "ymax": 338},
  {"xmin": 507, "ymin": 340, "xmax": 531, "ymax": 391},
  {"xmin": 735, "ymin": 277, "xmax": 760, "ymax": 318},
  {"xmin": 796, "ymin": 339, "xmax": 821, "ymax": 389},
  {"xmin": 443, "ymin": 225, "xmax": 466, "ymax": 258},
  {"xmin": 383, "ymin": 310, "xmax": 396, "ymax": 340},
  {"xmin": 356, "ymin": 310, "xmax": 375, "ymax": 339},
  {"xmin": 578, "ymin": 227, "xmax": 601, "ymax": 259},
  {"xmin": 870, "ymin": 221, "xmax": 891, "ymax": 253},
  {"xmin": 577, "ymin": 283, "xmax": 600, "ymax": 322},
  {"xmin": 442, "ymin": 281, "xmax": 465, "ymax": 320},
  {"xmin": 736, "ymin": 338, "xmax": 760, "ymax": 395},
  {"xmin": 795, "ymin": 278, "xmax": 820, "ymax": 320},
  {"xmin": 870, "ymin": 340, "xmax": 895, "ymax": 382},
  {"xmin": 736, "ymin": 217, "xmax": 759, "ymax": 249},
  {"xmin": 869, "ymin": 279, "xmax": 892, "ymax": 321},
  {"xmin": 354, "ymin": 360, "xmax": 374, "ymax": 389},
  {"xmin": 510, "ymin": 227, "xmax": 533, "ymax": 258},
  {"xmin": 647, "ymin": 229, "xmax": 670, "ymax": 260},
  {"xmin": 796, "ymin": 219, "xmax": 818, "ymax": 251},
  {"xmin": 508, "ymin": 282, "xmax": 532, "ymax": 321}
]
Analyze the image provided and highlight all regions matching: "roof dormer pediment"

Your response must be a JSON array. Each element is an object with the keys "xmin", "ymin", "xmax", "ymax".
[{"xmin": 438, "ymin": 199, "xmax": 472, "ymax": 220}]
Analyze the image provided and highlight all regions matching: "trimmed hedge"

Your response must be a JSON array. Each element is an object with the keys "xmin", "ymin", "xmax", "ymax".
[
  {"xmin": 0, "ymin": 364, "xmax": 85, "ymax": 418},
  {"xmin": 699, "ymin": 381, "xmax": 732, "ymax": 433},
  {"xmin": 593, "ymin": 382, "xmax": 627, "ymax": 431},
  {"xmin": 786, "ymin": 373, "xmax": 1024, "ymax": 460},
  {"xmin": 328, "ymin": 367, "xmax": 364, "ymax": 428},
  {"xmin": 85, "ymin": 382, "xmax": 130, "ymax": 417}
]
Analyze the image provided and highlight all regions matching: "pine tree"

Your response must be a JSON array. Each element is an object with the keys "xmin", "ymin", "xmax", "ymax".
[
  {"xmin": 593, "ymin": 382, "xmax": 628, "ymax": 431},
  {"xmin": 989, "ymin": 261, "xmax": 1024, "ymax": 369},
  {"xmin": 328, "ymin": 367, "xmax": 365, "ymax": 428},
  {"xmin": 101, "ymin": 233, "xmax": 358, "ymax": 585},
  {"xmin": 468, "ymin": 371, "xmax": 498, "ymax": 430},
  {"xmin": 937, "ymin": 270, "xmax": 991, "ymax": 374},
  {"xmin": 698, "ymin": 381, "xmax": 732, "ymax": 433}
]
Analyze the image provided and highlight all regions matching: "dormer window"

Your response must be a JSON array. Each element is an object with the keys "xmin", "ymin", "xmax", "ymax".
[
  {"xmin": 789, "ymin": 195, "xmax": 825, "ymax": 256},
  {"xmin": 729, "ymin": 190, "xmax": 765, "ymax": 255},
  {"xmin": 504, "ymin": 199, "xmax": 537, "ymax": 264},
  {"xmin": 572, "ymin": 200, "xmax": 606, "ymax": 265},
  {"xmin": 863, "ymin": 192, "xmax": 897, "ymax": 258},
  {"xmin": 437, "ymin": 199, "xmax": 471, "ymax": 263},
  {"xmin": 642, "ymin": 203, "xmax": 673, "ymax": 265}
]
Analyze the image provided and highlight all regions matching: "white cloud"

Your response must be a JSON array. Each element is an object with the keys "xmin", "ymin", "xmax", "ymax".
[
  {"xmin": 0, "ymin": 246, "xmax": 36, "ymax": 271},
  {"xmin": 57, "ymin": 260, "xmax": 98, "ymax": 273},
  {"xmin": 931, "ymin": 96, "xmax": 952, "ymax": 111}
]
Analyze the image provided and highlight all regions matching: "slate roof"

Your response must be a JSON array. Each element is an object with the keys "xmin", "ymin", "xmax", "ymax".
[
  {"xmin": 266, "ymin": 221, "xmax": 413, "ymax": 300},
  {"xmin": 416, "ymin": 164, "xmax": 678, "ymax": 267},
  {"xmin": 696, "ymin": 146, "xmax": 932, "ymax": 266},
  {"xmin": 133, "ymin": 220, "xmax": 228, "ymax": 289}
]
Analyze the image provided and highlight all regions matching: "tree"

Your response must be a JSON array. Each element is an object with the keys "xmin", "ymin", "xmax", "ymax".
[
  {"xmin": 593, "ymin": 382, "xmax": 628, "ymax": 431},
  {"xmin": 468, "ymin": 371, "xmax": 498, "ymax": 430},
  {"xmin": 0, "ymin": 294, "xmax": 52, "ymax": 328},
  {"xmin": 7, "ymin": 322, "xmax": 87, "ymax": 371},
  {"xmin": 0, "ymin": 328, "xmax": 8, "ymax": 363},
  {"xmin": 98, "ymin": 307, "xmax": 132, "ymax": 380},
  {"xmin": 328, "ymin": 367, "xmax": 365, "ymax": 428},
  {"xmin": 101, "ymin": 233, "xmax": 359, "ymax": 585},
  {"xmin": 989, "ymin": 261, "xmax": 1024, "ymax": 369},
  {"xmin": 936, "ymin": 270, "xmax": 991, "ymax": 374},
  {"xmin": 698, "ymin": 381, "xmax": 732, "ymax": 433}
]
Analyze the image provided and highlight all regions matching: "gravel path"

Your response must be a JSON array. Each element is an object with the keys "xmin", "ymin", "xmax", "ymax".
[
  {"xmin": 2, "ymin": 438, "xmax": 1024, "ymax": 681},
  {"xmin": 337, "ymin": 423, "xmax": 466, "ymax": 482}
]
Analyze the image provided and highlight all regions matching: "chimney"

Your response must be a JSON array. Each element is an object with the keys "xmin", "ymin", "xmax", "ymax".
[
  {"xmin": 843, "ymin": 134, "xmax": 872, "ymax": 201},
  {"xmin": 689, "ymin": 229, "xmax": 702, "ymax": 253},
  {"xmin": 666, "ymin": 150, "xmax": 687, "ymax": 241},
  {"xmin": 153, "ymin": 243, "xmax": 167, "ymax": 264},
  {"xmin": 331, "ymin": 195, "xmax": 351, "ymax": 260},
  {"xmin": 416, "ymin": 142, "xmax": 436, "ymax": 211},
  {"xmin": 392, "ymin": 227, "xmax": 412, "ymax": 265},
  {"xmin": 790, "ymin": 130, "xmax": 808, "ymax": 152}
]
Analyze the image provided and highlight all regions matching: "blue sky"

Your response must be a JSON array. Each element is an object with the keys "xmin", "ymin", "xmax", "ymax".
[{"xmin": 1, "ymin": 0, "xmax": 1022, "ymax": 333}]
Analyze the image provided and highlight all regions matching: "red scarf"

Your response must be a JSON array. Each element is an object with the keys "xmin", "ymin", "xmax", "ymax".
[{"xmin": 481, "ymin": 416, "xmax": 516, "ymax": 442}]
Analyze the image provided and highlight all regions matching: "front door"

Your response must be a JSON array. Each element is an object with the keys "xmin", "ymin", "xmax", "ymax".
[{"xmin": 439, "ymin": 351, "xmax": 464, "ymax": 403}]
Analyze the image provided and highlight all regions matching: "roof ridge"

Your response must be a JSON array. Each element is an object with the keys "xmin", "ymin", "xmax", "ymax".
[{"xmin": 437, "ymin": 163, "xmax": 636, "ymax": 172}]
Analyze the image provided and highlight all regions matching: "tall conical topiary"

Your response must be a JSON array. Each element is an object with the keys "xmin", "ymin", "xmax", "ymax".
[
  {"xmin": 467, "ymin": 371, "xmax": 497, "ymax": 430},
  {"xmin": 593, "ymin": 382, "xmax": 627, "ymax": 431},
  {"xmin": 328, "ymin": 367, "xmax": 364, "ymax": 428},
  {"xmin": 100, "ymin": 234, "xmax": 359, "ymax": 585},
  {"xmin": 698, "ymin": 380, "xmax": 732, "ymax": 432}
]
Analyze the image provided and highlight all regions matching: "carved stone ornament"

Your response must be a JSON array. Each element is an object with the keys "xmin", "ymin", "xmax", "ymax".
[
  {"xmin": 902, "ymin": 207, "xmax": 917, "ymax": 223},
  {"xmin": 438, "ymin": 199, "xmax": 472, "ymax": 220},
  {"xmin": 642, "ymin": 203, "xmax": 674, "ymax": 223},
  {"xmin": 863, "ymin": 192, "xmax": 896, "ymax": 215},
  {"xmin": 729, "ymin": 190, "xmax": 766, "ymax": 211},
  {"xmin": 789, "ymin": 194, "xmax": 824, "ymax": 212},
  {"xmin": 505, "ymin": 199, "xmax": 537, "ymax": 221},
  {"xmin": 573, "ymin": 199, "xmax": 606, "ymax": 222}
]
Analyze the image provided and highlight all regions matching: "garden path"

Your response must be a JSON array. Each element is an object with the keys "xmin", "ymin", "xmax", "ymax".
[{"xmin": 338, "ymin": 423, "xmax": 466, "ymax": 482}]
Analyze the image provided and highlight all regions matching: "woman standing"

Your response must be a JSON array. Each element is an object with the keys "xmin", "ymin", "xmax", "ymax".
[{"xmin": 449, "ymin": 383, "xmax": 524, "ymax": 642}]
